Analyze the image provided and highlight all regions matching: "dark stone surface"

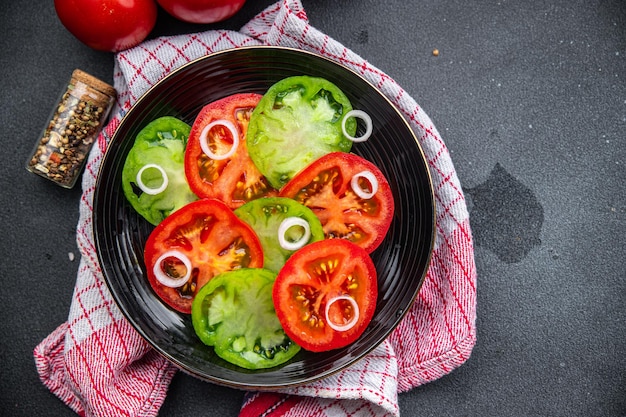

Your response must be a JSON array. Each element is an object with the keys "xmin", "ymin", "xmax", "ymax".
[{"xmin": 1, "ymin": 0, "xmax": 624, "ymax": 415}]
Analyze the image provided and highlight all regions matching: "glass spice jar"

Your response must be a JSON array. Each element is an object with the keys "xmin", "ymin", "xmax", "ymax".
[{"xmin": 26, "ymin": 69, "xmax": 116, "ymax": 188}]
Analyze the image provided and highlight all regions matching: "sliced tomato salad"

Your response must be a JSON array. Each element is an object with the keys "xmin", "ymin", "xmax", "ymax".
[
  {"xmin": 273, "ymin": 239, "xmax": 378, "ymax": 352},
  {"xmin": 144, "ymin": 198, "xmax": 263, "ymax": 314},
  {"xmin": 122, "ymin": 76, "xmax": 397, "ymax": 360},
  {"xmin": 184, "ymin": 93, "xmax": 278, "ymax": 209},
  {"xmin": 280, "ymin": 152, "xmax": 394, "ymax": 253}
]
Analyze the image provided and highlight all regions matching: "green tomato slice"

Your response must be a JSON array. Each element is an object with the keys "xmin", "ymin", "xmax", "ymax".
[
  {"xmin": 122, "ymin": 116, "xmax": 198, "ymax": 225},
  {"xmin": 234, "ymin": 197, "xmax": 325, "ymax": 273},
  {"xmin": 246, "ymin": 76, "xmax": 356, "ymax": 189},
  {"xmin": 191, "ymin": 268, "xmax": 300, "ymax": 370}
]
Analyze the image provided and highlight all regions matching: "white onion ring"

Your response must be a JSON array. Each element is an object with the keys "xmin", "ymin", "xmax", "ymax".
[
  {"xmin": 325, "ymin": 295, "xmax": 360, "ymax": 332},
  {"xmin": 136, "ymin": 164, "xmax": 169, "ymax": 195},
  {"xmin": 153, "ymin": 250, "xmax": 192, "ymax": 288},
  {"xmin": 199, "ymin": 119, "xmax": 240, "ymax": 160},
  {"xmin": 351, "ymin": 170, "xmax": 379, "ymax": 199},
  {"xmin": 277, "ymin": 217, "xmax": 311, "ymax": 251},
  {"xmin": 342, "ymin": 110, "xmax": 373, "ymax": 143}
]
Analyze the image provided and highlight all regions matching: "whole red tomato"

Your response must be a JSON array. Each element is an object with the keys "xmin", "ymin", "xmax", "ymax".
[
  {"xmin": 156, "ymin": 0, "xmax": 246, "ymax": 24},
  {"xmin": 54, "ymin": 0, "xmax": 158, "ymax": 52}
]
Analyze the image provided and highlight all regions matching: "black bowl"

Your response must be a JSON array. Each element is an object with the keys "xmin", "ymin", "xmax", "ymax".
[{"xmin": 93, "ymin": 46, "xmax": 435, "ymax": 390}]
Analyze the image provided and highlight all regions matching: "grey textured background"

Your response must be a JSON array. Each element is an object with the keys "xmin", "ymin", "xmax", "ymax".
[{"xmin": 1, "ymin": 0, "xmax": 624, "ymax": 416}]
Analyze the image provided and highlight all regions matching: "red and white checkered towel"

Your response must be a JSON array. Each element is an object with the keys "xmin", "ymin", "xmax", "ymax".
[{"xmin": 34, "ymin": 1, "xmax": 477, "ymax": 416}]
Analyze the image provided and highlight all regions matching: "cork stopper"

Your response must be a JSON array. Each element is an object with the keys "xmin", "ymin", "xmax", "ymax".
[{"xmin": 71, "ymin": 69, "xmax": 117, "ymax": 99}]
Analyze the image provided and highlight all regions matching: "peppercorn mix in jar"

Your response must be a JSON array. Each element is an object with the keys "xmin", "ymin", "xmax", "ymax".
[{"xmin": 26, "ymin": 69, "xmax": 116, "ymax": 188}]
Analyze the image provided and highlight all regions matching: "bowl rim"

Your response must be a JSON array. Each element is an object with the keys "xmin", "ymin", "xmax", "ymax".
[{"xmin": 94, "ymin": 45, "xmax": 437, "ymax": 389}]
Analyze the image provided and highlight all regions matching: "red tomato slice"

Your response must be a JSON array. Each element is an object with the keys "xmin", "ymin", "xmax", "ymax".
[
  {"xmin": 279, "ymin": 152, "xmax": 394, "ymax": 253},
  {"xmin": 144, "ymin": 198, "xmax": 263, "ymax": 314},
  {"xmin": 185, "ymin": 93, "xmax": 278, "ymax": 209},
  {"xmin": 273, "ymin": 239, "xmax": 378, "ymax": 352}
]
